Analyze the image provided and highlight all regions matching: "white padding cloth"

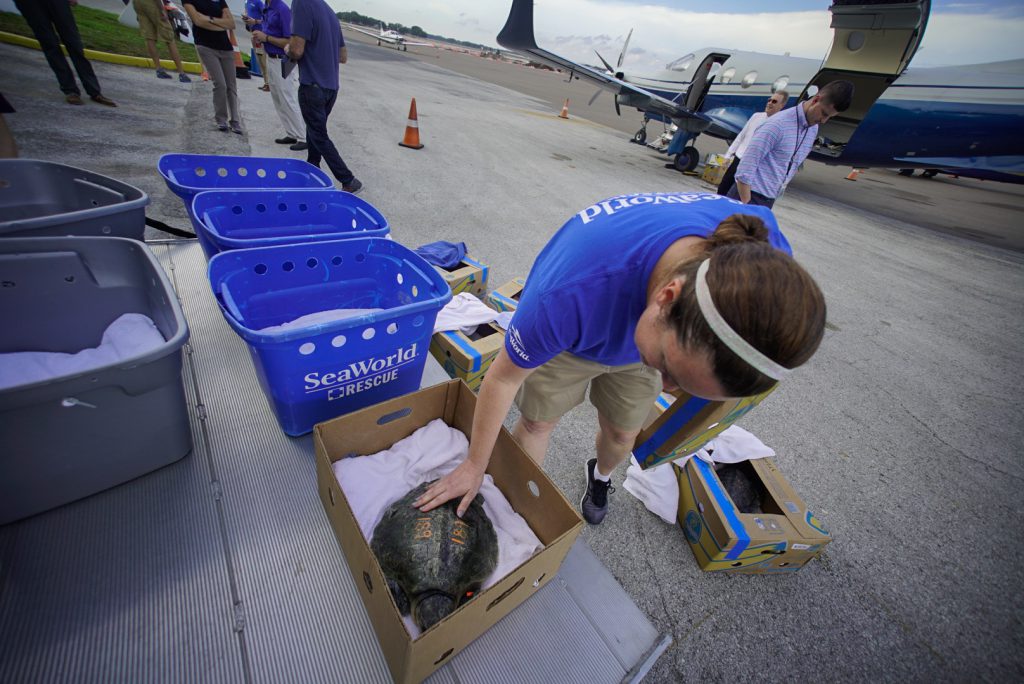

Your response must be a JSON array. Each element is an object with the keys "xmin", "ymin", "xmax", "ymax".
[
  {"xmin": 333, "ymin": 418, "xmax": 542, "ymax": 637},
  {"xmin": 433, "ymin": 292, "xmax": 499, "ymax": 334},
  {"xmin": 0, "ymin": 313, "xmax": 165, "ymax": 390},
  {"xmin": 259, "ymin": 308, "xmax": 383, "ymax": 333},
  {"xmin": 622, "ymin": 425, "xmax": 776, "ymax": 524}
]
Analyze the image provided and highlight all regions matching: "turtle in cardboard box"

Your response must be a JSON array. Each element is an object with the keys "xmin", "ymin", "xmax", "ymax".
[{"xmin": 371, "ymin": 480, "xmax": 499, "ymax": 630}]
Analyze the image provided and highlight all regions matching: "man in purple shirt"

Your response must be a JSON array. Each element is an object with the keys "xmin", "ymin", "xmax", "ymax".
[
  {"xmin": 253, "ymin": 0, "xmax": 307, "ymax": 151},
  {"xmin": 730, "ymin": 80, "xmax": 854, "ymax": 208},
  {"xmin": 284, "ymin": 0, "xmax": 362, "ymax": 194}
]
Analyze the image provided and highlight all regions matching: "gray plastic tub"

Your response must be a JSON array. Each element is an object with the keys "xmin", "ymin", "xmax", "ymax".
[
  {"xmin": 0, "ymin": 237, "xmax": 191, "ymax": 524},
  {"xmin": 0, "ymin": 159, "xmax": 149, "ymax": 240}
]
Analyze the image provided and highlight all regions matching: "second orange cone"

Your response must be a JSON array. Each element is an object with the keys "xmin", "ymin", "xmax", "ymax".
[
  {"xmin": 399, "ymin": 98, "xmax": 424, "ymax": 149},
  {"xmin": 558, "ymin": 98, "xmax": 570, "ymax": 119}
]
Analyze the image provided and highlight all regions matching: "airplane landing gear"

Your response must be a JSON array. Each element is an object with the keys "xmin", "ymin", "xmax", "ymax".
[
  {"xmin": 673, "ymin": 146, "xmax": 700, "ymax": 173},
  {"xmin": 921, "ymin": 169, "xmax": 939, "ymax": 178},
  {"xmin": 632, "ymin": 128, "xmax": 647, "ymax": 144},
  {"xmin": 898, "ymin": 168, "xmax": 915, "ymax": 176}
]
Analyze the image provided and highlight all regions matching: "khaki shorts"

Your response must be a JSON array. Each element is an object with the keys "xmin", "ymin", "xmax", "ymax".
[
  {"xmin": 134, "ymin": 0, "xmax": 174, "ymax": 43},
  {"xmin": 516, "ymin": 352, "xmax": 661, "ymax": 431}
]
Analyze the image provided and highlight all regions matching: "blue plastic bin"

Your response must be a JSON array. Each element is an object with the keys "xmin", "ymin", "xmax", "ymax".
[
  {"xmin": 208, "ymin": 238, "xmax": 452, "ymax": 436},
  {"xmin": 157, "ymin": 154, "xmax": 334, "ymax": 256},
  {"xmin": 191, "ymin": 189, "xmax": 390, "ymax": 260}
]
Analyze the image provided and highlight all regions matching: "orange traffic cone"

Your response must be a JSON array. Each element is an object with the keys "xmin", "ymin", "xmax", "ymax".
[
  {"xmin": 845, "ymin": 168, "xmax": 862, "ymax": 181},
  {"xmin": 558, "ymin": 98, "xmax": 569, "ymax": 119},
  {"xmin": 227, "ymin": 30, "xmax": 251, "ymax": 79},
  {"xmin": 201, "ymin": 69, "xmax": 210, "ymax": 81},
  {"xmin": 398, "ymin": 98, "xmax": 424, "ymax": 149}
]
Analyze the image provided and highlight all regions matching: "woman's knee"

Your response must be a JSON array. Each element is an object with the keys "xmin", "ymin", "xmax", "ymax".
[{"xmin": 518, "ymin": 416, "xmax": 559, "ymax": 437}]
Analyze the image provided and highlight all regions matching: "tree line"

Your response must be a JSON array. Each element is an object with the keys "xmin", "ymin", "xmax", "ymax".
[{"xmin": 336, "ymin": 11, "xmax": 491, "ymax": 51}]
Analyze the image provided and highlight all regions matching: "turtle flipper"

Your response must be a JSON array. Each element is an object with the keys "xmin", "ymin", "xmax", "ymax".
[{"xmin": 386, "ymin": 577, "xmax": 410, "ymax": 616}]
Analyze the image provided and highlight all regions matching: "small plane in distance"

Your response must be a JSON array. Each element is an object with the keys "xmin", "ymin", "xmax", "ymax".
[
  {"xmin": 346, "ymin": 23, "xmax": 434, "ymax": 52},
  {"xmin": 497, "ymin": 0, "xmax": 1024, "ymax": 182}
]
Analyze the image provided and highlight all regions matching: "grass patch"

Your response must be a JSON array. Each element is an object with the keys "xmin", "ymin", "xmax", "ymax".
[{"xmin": 0, "ymin": 5, "xmax": 200, "ymax": 62}]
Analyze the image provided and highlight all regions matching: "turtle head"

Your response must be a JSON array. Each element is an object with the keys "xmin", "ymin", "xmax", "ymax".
[{"xmin": 413, "ymin": 592, "xmax": 456, "ymax": 631}]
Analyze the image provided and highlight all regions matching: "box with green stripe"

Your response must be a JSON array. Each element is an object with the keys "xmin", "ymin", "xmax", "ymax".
[
  {"xmin": 433, "ymin": 256, "xmax": 489, "ymax": 296},
  {"xmin": 674, "ymin": 456, "xmax": 831, "ymax": 574},
  {"xmin": 429, "ymin": 322, "xmax": 505, "ymax": 391},
  {"xmin": 487, "ymin": 277, "xmax": 525, "ymax": 312}
]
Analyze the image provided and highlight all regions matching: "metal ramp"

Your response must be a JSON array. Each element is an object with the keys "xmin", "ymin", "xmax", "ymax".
[{"xmin": 0, "ymin": 241, "xmax": 669, "ymax": 683}]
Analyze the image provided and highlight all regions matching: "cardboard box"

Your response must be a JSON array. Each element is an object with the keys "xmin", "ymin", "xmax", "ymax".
[
  {"xmin": 429, "ymin": 322, "xmax": 505, "ymax": 391},
  {"xmin": 314, "ymin": 380, "xmax": 583, "ymax": 684},
  {"xmin": 632, "ymin": 387, "xmax": 777, "ymax": 470},
  {"xmin": 675, "ymin": 456, "xmax": 831, "ymax": 573},
  {"xmin": 701, "ymin": 153, "xmax": 730, "ymax": 186},
  {"xmin": 486, "ymin": 277, "xmax": 526, "ymax": 312},
  {"xmin": 434, "ymin": 256, "xmax": 489, "ymax": 297}
]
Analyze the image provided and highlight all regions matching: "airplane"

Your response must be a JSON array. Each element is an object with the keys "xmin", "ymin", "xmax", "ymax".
[
  {"xmin": 497, "ymin": 0, "xmax": 1024, "ymax": 182},
  {"xmin": 346, "ymin": 23, "xmax": 434, "ymax": 52}
]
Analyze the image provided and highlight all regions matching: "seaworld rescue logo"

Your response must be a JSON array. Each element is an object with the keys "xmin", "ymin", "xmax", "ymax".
[
  {"xmin": 304, "ymin": 345, "xmax": 418, "ymax": 401},
  {"xmin": 507, "ymin": 325, "xmax": 530, "ymax": 364},
  {"xmin": 576, "ymin": 192, "xmax": 727, "ymax": 225}
]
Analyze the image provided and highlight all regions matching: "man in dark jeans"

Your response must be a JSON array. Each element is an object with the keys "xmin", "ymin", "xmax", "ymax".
[
  {"xmin": 286, "ymin": 0, "xmax": 361, "ymax": 193},
  {"xmin": 14, "ymin": 0, "xmax": 117, "ymax": 107}
]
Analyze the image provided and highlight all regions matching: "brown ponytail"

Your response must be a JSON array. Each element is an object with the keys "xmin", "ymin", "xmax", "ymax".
[{"xmin": 664, "ymin": 214, "xmax": 826, "ymax": 396}]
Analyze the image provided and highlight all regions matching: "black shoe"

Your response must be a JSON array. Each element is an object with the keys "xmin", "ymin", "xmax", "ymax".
[
  {"xmin": 275, "ymin": 136, "xmax": 297, "ymax": 144},
  {"xmin": 289, "ymin": 141, "xmax": 308, "ymax": 151},
  {"xmin": 217, "ymin": 122, "xmax": 229, "ymax": 132},
  {"xmin": 581, "ymin": 459, "xmax": 614, "ymax": 525},
  {"xmin": 342, "ymin": 177, "xmax": 363, "ymax": 194}
]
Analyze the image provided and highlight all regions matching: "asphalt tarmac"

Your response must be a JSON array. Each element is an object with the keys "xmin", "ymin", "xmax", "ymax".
[
  {"xmin": 2, "ymin": 24, "xmax": 1023, "ymax": 683},
  {"xmin": 351, "ymin": 29, "xmax": 1024, "ymax": 254}
]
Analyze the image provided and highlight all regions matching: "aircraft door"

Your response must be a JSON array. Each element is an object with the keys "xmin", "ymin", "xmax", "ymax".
[
  {"xmin": 683, "ymin": 52, "xmax": 730, "ymax": 112},
  {"xmin": 800, "ymin": 0, "xmax": 930, "ymax": 157}
]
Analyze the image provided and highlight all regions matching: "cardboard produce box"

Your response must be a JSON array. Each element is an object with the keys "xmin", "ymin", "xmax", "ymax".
[
  {"xmin": 701, "ymin": 153, "xmax": 729, "ymax": 186},
  {"xmin": 433, "ymin": 255, "xmax": 489, "ymax": 296},
  {"xmin": 429, "ymin": 322, "xmax": 505, "ymax": 391},
  {"xmin": 487, "ymin": 277, "xmax": 526, "ymax": 312},
  {"xmin": 675, "ymin": 456, "xmax": 831, "ymax": 573},
  {"xmin": 632, "ymin": 387, "xmax": 777, "ymax": 470},
  {"xmin": 314, "ymin": 380, "xmax": 583, "ymax": 684}
]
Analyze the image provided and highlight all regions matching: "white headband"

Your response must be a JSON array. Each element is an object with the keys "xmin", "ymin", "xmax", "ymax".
[{"xmin": 694, "ymin": 258, "xmax": 792, "ymax": 381}]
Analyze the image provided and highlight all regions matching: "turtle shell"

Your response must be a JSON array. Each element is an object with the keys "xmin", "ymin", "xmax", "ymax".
[{"xmin": 370, "ymin": 481, "xmax": 499, "ymax": 631}]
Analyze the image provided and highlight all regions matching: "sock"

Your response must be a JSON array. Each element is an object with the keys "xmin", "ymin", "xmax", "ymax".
[{"xmin": 592, "ymin": 463, "xmax": 611, "ymax": 482}]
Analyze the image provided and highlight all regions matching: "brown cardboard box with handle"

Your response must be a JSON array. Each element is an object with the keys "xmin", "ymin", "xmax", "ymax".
[{"xmin": 314, "ymin": 380, "xmax": 583, "ymax": 684}]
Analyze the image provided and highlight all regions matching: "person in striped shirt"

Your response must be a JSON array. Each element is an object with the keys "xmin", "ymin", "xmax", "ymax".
[{"xmin": 729, "ymin": 80, "xmax": 855, "ymax": 208}]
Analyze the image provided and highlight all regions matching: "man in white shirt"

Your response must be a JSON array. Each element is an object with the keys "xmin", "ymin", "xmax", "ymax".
[{"xmin": 716, "ymin": 90, "xmax": 787, "ymax": 196}]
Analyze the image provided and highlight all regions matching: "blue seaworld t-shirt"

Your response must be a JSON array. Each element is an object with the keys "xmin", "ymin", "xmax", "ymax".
[
  {"xmin": 291, "ymin": 0, "xmax": 344, "ymax": 90},
  {"xmin": 505, "ymin": 192, "xmax": 792, "ymax": 369}
]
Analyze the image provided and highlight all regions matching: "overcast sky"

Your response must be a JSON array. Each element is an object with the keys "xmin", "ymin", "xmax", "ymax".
[{"xmin": 328, "ymin": 0, "xmax": 1024, "ymax": 70}]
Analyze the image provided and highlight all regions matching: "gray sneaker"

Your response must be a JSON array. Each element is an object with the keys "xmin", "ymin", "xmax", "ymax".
[
  {"xmin": 342, "ymin": 177, "xmax": 363, "ymax": 194},
  {"xmin": 580, "ymin": 459, "xmax": 614, "ymax": 525}
]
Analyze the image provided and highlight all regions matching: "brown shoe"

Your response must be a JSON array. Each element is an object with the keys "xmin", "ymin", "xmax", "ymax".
[
  {"xmin": 65, "ymin": 93, "xmax": 84, "ymax": 105},
  {"xmin": 91, "ymin": 94, "xmax": 117, "ymax": 107},
  {"xmin": 259, "ymin": 84, "xmax": 270, "ymax": 92}
]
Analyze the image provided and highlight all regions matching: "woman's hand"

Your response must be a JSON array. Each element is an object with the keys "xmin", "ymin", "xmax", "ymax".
[{"xmin": 413, "ymin": 460, "xmax": 486, "ymax": 518}]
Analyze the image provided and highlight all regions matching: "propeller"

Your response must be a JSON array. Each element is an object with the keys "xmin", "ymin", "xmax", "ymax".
[{"xmin": 617, "ymin": 28, "xmax": 633, "ymax": 72}]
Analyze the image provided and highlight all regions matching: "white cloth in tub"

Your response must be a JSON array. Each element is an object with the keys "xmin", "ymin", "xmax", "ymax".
[{"xmin": 0, "ymin": 313, "xmax": 165, "ymax": 390}]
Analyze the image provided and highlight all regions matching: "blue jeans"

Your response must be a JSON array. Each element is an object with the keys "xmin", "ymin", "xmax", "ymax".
[
  {"xmin": 726, "ymin": 184, "xmax": 775, "ymax": 209},
  {"xmin": 297, "ymin": 83, "xmax": 354, "ymax": 185}
]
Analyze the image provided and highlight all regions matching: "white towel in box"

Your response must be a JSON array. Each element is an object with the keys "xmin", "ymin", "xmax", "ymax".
[
  {"xmin": 0, "ymin": 313, "xmax": 165, "ymax": 390},
  {"xmin": 333, "ymin": 418, "xmax": 543, "ymax": 637},
  {"xmin": 622, "ymin": 425, "xmax": 776, "ymax": 524}
]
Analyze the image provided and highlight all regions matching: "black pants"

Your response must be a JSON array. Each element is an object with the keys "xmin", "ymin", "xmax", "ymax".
[
  {"xmin": 716, "ymin": 156, "xmax": 742, "ymax": 196},
  {"xmin": 726, "ymin": 184, "xmax": 775, "ymax": 209},
  {"xmin": 297, "ymin": 83, "xmax": 355, "ymax": 185},
  {"xmin": 15, "ymin": 0, "xmax": 101, "ymax": 97}
]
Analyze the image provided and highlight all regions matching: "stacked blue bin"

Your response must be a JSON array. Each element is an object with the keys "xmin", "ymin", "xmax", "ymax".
[
  {"xmin": 157, "ymin": 154, "xmax": 334, "ymax": 256},
  {"xmin": 191, "ymin": 188, "xmax": 390, "ymax": 259},
  {"xmin": 208, "ymin": 238, "xmax": 451, "ymax": 435}
]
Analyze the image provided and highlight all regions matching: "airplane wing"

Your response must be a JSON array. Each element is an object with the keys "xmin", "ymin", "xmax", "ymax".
[
  {"xmin": 346, "ymin": 24, "xmax": 383, "ymax": 38},
  {"xmin": 496, "ymin": 0, "xmax": 713, "ymax": 132},
  {"xmin": 401, "ymin": 40, "xmax": 435, "ymax": 47}
]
